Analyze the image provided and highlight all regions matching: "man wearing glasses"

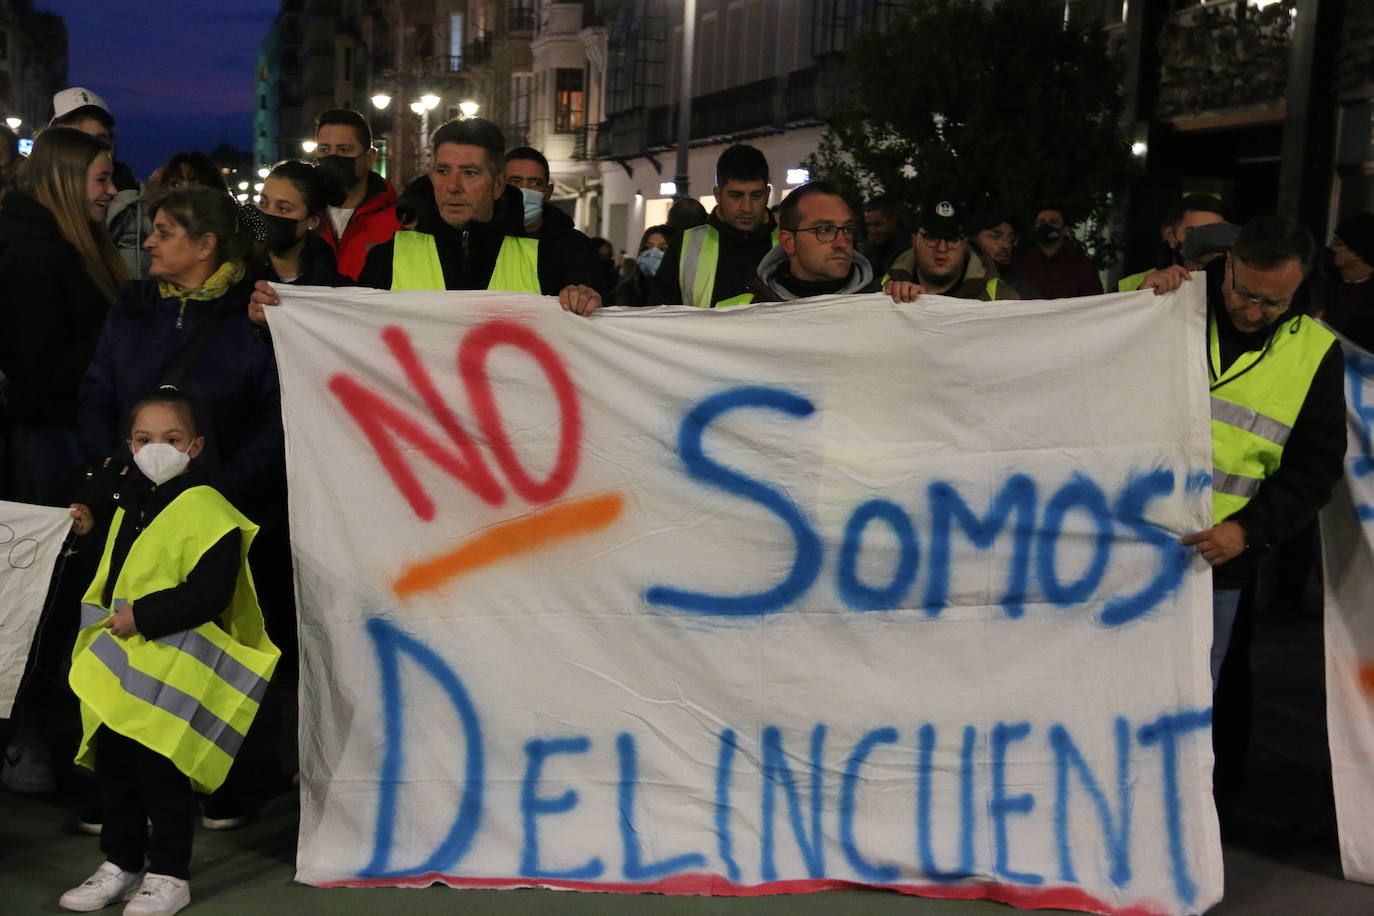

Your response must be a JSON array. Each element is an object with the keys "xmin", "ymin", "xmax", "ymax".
[
  {"xmin": 887, "ymin": 200, "xmax": 1020, "ymax": 300},
  {"xmin": 1145, "ymin": 215, "xmax": 1345, "ymax": 687},
  {"xmin": 743, "ymin": 182, "xmax": 920, "ymax": 303}
]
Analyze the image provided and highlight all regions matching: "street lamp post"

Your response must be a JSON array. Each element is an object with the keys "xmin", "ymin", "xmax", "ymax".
[
  {"xmin": 674, "ymin": 0, "xmax": 697, "ymax": 200},
  {"xmin": 371, "ymin": 93, "xmax": 393, "ymax": 177},
  {"xmin": 414, "ymin": 95, "xmax": 441, "ymax": 174}
]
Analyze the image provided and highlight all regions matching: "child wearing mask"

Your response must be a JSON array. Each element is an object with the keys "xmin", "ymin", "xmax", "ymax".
[{"xmin": 60, "ymin": 386, "xmax": 279, "ymax": 915}]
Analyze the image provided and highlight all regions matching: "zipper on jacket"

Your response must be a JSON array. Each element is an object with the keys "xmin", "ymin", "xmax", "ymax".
[{"xmin": 176, "ymin": 300, "xmax": 186, "ymax": 329}]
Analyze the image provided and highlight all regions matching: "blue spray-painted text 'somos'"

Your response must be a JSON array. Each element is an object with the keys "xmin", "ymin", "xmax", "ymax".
[{"xmin": 645, "ymin": 386, "xmax": 1199, "ymax": 625}]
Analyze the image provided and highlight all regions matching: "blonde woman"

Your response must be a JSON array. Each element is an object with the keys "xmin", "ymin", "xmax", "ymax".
[{"xmin": 0, "ymin": 126, "xmax": 127, "ymax": 507}]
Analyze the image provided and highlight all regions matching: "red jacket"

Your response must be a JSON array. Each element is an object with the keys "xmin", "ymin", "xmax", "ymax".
[{"xmin": 318, "ymin": 172, "xmax": 399, "ymax": 280}]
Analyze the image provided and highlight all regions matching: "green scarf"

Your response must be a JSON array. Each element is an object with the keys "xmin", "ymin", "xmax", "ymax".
[{"xmin": 159, "ymin": 259, "xmax": 245, "ymax": 306}]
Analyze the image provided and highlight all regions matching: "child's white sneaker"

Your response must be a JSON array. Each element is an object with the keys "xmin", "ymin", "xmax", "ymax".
[
  {"xmin": 122, "ymin": 873, "xmax": 189, "ymax": 916},
  {"xmin": 58, "ymin": 861, "xmax": 143, "ymax": 911}
]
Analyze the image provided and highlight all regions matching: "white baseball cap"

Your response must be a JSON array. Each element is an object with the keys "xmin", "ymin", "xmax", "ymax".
[{"xmin": 52, "ymin": 87, "xmax": 111, "ymax": 121}]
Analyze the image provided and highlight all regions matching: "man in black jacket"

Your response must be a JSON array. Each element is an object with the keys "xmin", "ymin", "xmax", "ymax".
[
  {"xmin": 1148, "ymin": 216, "xmax": 1346, "ymax": 686},
  {"xmin": 651, "ymin": 144, "xmax": 778, "ymax": 307},
  {"xmin": 251, "ymin": 119, "xmax": 599, "ymax": 318}
]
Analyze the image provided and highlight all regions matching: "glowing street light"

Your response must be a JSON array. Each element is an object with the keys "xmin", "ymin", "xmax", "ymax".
[
  {"xmin": 238, "ymin": 181, "xmax": 249, "ymax": 191},
  {"xmin": 371, "ymin": 93, "xmax": 392, "ymax": 110},
  {"xmin": 4, "ymin": 117, "xmax": 20, "ymax": 130},
  {"xmin": 409, "ymin": 101, "xmax": 425, "ymax": 115},
  {"xmin": 254, "ymin": 182, "xmax": 265, "ymax": 192},
  {"xmin": 459, "ymin": 100, "xmax": 479, "ymax": 118},
  {"xmin": 257, "ymin": 167, "xmax": 270, "ymax": 178},
  {"xmin": 421, "ymin": 94, "xmax": 441, "ymax": 111},
  {"xmin": 301, "ymin": 140, "xmax": 317, "ymax": 153}
]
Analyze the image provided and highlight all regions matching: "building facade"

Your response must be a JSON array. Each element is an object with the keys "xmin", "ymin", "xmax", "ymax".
[
  {"xmin": 251, "ymin": 0, "xmax": 1374, "ymax": 263},
  {"xmin": 0, "ymin": 0, "xmax": 67, "ymax": 137}
]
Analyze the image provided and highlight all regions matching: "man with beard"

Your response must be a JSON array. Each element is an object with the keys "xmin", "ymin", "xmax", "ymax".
[
  {"xmin": 744, "ymin": 182, "xmax": 919, "ymax": 303},
  {"xmin": 967, "ymin": 205, "xmax": 1042, "ymax": 298},
  {"xmin": 311, "ymin": 109, "xmax": 399, "ymax": 280},
  {"xmin": 651, "ymin": 144, "xmax": 778, "ymax": 307},
  {"xmin": 886, "ymin": 200, "xmax": 1019, "ymax": 300}
]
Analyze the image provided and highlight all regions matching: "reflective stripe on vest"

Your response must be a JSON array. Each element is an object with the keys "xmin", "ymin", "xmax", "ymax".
[
  {"xmin": 391, "ymin": 231, "xmax": 542, "ymax": 293},
  {"xmin": 86, "ymin": 629, "xmax": 248, "ymax": 759},
  {"xmin": 1208, "ymin": 310, "xmax": 1335, "ymax": 524},
  {"xmin": 70, "ymin": 486, "xmax": 279, "ymax": 793},
  {"xmin": 679, "ymin": 224, "xmax": 779, "ymax": 308}
]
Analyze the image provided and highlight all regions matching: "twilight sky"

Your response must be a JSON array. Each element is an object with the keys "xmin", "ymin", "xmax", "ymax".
[{"xmin": 38, "ymin": 0, "xmax": 280, "ymax": 177}]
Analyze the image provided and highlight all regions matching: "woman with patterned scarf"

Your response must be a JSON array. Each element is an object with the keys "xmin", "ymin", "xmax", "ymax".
[
  {"xmin": 79, "ymin": 185, "xmax": 281, "ymax": 510},
  {"xmin": 77, "ymin": 185, "xmax": 289, "ymax": 831}
]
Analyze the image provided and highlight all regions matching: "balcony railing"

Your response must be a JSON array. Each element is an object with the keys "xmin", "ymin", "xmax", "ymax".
[
  {"xmin": 599, "ymin": 69, "xmax": 823, "ymax": 159},
  {"xmin": 572, "ymin": 123, "xmax": 600, "ymax": 160}
]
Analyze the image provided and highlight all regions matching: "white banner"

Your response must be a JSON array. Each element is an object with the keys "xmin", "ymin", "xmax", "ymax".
[
  {"xmin": 270, "ymin": 285, "xmax": 1221, "ymax": 915},
  {"xmin": 1320, "ymin": 336, "xmax": 1374, "ymax": 885},
  {"xmin": 0, "ymin": 500, "xmax": 73, "ymax": 718}
]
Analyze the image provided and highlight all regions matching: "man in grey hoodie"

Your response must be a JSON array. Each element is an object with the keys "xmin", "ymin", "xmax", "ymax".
[{"xmin": 747, "ymin": 181, "xmax": 920, "ymax": 303}]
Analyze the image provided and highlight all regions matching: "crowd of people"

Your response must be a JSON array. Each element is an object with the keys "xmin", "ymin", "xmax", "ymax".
[{"xmin": 1, "ymin": 85, "xmax": 1371, "ymax": 914}]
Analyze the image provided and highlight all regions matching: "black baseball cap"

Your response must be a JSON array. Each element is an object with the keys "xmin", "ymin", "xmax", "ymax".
[{"xmin": 917, "ymin": 199, "xmax": 966, "ymax": 239}]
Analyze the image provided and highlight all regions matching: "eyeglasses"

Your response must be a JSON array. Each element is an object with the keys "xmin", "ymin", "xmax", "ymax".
[
  {"xmin": 508, "ymin": 176, "xmax": 549, "ymax": 190},
  {"xmin": 1228, "ymin": 260, "xmax": 1291, "ymax": 311},
  {"xmin": 917, "ymin": 231, "xmax": 966, "ymax": 249},
  {"xmin": 791, "ymin": 222, "xmax": 861, "ymax": 243}
]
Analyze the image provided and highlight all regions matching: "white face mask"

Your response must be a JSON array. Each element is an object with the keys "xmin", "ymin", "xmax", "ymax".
[
  {"xmin": 520, "ymin": 187, "xmax": 544, "ymax": 226},
  {"xmin": 133, "ymin": 442, "xmax": 191, "ymax": 485}
]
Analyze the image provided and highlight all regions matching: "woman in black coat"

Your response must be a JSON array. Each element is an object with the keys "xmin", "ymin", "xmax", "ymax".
[{"xmin": 0, "ymin": 127, "xmax": 128, "ymax": 505}]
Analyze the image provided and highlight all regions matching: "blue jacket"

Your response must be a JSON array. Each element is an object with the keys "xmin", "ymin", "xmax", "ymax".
[{"xmin": 78, "ymin": 271, "xmax": 284, "ymax": 513}]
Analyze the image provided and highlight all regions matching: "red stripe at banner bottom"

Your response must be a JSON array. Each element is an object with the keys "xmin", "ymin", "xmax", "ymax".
[{"xmin": 314, "ymin": 873, "xmax": 1172, "ymax": 916}]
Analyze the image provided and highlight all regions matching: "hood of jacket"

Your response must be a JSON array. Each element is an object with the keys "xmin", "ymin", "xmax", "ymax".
[{"xmin": 750, "ymin": 244, "xmax": 875, "ymax": 301}]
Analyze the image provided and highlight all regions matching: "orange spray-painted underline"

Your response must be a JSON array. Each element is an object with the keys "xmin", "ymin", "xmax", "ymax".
[{"xmin": 393, "ymin": 491, "xmax": 624, "ymax": 599}]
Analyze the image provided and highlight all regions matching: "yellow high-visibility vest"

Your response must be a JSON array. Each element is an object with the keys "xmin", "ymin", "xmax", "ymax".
[
  {"xmin": 70, "ymin": 485, "xmax": 279, "ymax": 793},
  {"xmin": 1118, "ymin": 270, "xmax": 1150, "ymax": 292},
  {"xmin": 1209, "ymin": 310, "xmax": 1335, "ymax": 524},
  {"xmin": 391, "ymin": 230, "xmax": 541, "ymax": 293},
  {"xmin": 678, "ymin": 224, "xmax": 780, "ymax": 308}
]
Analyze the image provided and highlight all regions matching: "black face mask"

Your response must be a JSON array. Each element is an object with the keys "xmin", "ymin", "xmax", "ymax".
[
  {"xmin": 1034, "ymin": 223, "xmax": 1061, "ymax": 245},
  {"xmin": 315, "ymin": 154, "xmax": 359, "ymax": 189},
  {"xmin": 260, "ymin": 211, "xmax": 305, "ymax": 254}
]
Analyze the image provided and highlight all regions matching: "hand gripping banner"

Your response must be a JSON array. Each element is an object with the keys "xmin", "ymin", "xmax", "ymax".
[{"xmin": 268, "ymin": 286, "xmax": 1222, "ymax": 915}]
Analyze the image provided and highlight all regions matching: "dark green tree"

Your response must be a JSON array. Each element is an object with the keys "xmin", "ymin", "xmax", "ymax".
[{"xmin": 805, "ymin": 0, "xmax": 1136, "ymax": 262}]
